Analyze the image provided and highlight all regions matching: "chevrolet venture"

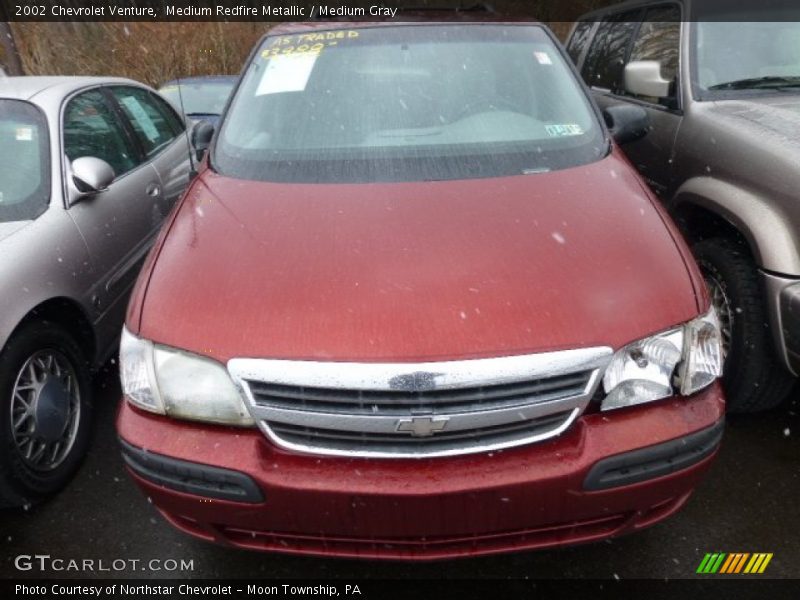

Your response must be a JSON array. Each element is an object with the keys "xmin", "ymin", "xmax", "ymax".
[{"xmin": 117, "ymin": 22, "xmax": 725, "ymax": 559}]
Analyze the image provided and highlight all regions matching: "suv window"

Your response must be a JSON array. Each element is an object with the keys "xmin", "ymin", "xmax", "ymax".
[
  {"xmin": 64, "ymin": 89, "xmax": 139, "ymax": 178},
  {"xmin": 110, "ymin": 86, "xmax": 179, "ymax": 157},
  {"xmin": 581, "ymin": 10, "xmax": 642, "ymax": 92},
  {"xmin": 695, "ymin": 21, "xmax": 800, "ymax": 94},
  {"xmin": 627, "ymin": 5, "xmax": 681, "ymax": 103},
  {"xmin": 566, "ymin": 21, "xmax": 594, "ymax": 65}
]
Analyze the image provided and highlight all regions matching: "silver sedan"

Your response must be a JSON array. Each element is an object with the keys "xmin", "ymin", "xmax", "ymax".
[{"xmin": 0, "ymin": 77, "xmax": 195, "ymax": 506}]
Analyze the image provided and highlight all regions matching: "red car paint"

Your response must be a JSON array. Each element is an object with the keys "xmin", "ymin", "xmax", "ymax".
[
  {"xmin": 132, "ymin": 151, "xmax": 703, "ymax": 362},
  {"xmin": 117, "ymin": 384, "xmax": 724, "ymax": 559},
  {"xmin": 118, "ymin": 21, "xmax": 723, "ymax": 559}
]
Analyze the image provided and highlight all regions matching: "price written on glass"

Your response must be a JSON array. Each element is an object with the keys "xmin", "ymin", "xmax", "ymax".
[{"xmin": 261, "ymin": 30, "xmax": 360, "ymax": 58}]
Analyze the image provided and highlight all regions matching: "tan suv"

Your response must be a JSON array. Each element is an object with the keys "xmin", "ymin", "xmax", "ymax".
[{"xmin": 568, "ymin": 0, "xmax": 800, "ymax": 412}]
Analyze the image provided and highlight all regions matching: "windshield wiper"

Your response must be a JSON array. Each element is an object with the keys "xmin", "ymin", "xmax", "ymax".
[{"xmin": 709, "ymin": 75, "xmax": 800, "ymax": 91}]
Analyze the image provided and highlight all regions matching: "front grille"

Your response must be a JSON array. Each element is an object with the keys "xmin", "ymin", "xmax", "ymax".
[
  {"xmin": 228, "ymin": 348, "xmax": 612, "ymax": 458},
  {"xmin": 269, "ymin": 411, "xmax": 573, "ymax": 454},
  {"xmin": 248, "ymin": 371, "xmax": 591, "ymax": 415}
]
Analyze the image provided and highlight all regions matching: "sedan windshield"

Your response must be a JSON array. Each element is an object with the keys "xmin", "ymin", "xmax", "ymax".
[
  {"xmin": 215, "ymin": 25, "xmax": 605, "ymax": 183},
  {"xmin": 0, "ymin": 100, "xmax": 49, "ymax": 223},
  {"xmin": 695, "ymin": 21, "xmax": 800, "ymax": 94}
]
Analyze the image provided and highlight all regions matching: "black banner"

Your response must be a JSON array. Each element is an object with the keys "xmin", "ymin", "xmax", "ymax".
[
  {"xmin": 4, "ymin": 579, "xmax": 800, "ymax": 600},
  {"xmin": 4, "ymin": 0, "xmax": 800, "ymax": 23},
  {"xmin": 3, "ymin": 1, "xmax": 533, "ymax": 23}
]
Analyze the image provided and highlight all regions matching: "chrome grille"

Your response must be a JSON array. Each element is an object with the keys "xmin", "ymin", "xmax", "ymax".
[
  {"xmin": 228, "ymin": 348, "xmax": 612, "ymax": 458},
  {"xmin": 269, "ymin": 411, "xmax": 574, "ymax": 454},
  {"xmin": 247, "ymin": 371, "xmax": 592, "ymax": 415}
]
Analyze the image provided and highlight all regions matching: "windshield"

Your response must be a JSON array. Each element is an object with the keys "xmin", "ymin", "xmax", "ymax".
[
  {"xmin": 215, "ymin": 25, "xmax": 605, "ymax": 184},
  {"xmin": 0, "ymin": 99, "xmax": 50, "ymax": 223},
  {"xmin": 159, "ymin": 80, "xmax": 235, "ymax": 116},
  {"xmin": 695, "ymin": 21, "xmax": 800, "ymax": 95}
]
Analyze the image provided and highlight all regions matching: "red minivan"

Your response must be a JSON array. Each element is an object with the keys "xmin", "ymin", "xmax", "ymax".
[{"xmin": 117, "ymin": 22, "xmax": 725, "ymax": 560}]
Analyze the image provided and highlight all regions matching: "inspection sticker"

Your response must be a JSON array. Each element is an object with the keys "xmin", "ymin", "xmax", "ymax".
[
  {"xmin": 15, "ymin": 127, "xmax": 33, "ymax": 141},
  {"xmin": 545, "ymin": 123, "xmax": 584, "ymax": 137},
  {"xmin": 256, "ymin": 52, "xmax": 319, "ymax": 95},
  {"xmin": 534, "ymin": 51, "xmax": 553, "ymax": 65}
]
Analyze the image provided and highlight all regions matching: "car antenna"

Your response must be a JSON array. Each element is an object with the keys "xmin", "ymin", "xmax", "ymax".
[
  {"xmin": 168, "ymin": 45, "xmax": 198, "ymax": 180},
  {"xmin": 175, "ymin": 76, "xmax": 198, "ymax": 179}
]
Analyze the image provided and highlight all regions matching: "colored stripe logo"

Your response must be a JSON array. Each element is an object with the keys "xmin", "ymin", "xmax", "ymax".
[{"xmin": 696, "ymin": 552, "xmax": 773, "ymax": 574}]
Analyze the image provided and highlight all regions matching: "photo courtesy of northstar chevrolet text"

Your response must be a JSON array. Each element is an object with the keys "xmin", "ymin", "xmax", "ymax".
[{"xmin": 0, "ymin": 0, "xmax": 798, "ymax": 592}]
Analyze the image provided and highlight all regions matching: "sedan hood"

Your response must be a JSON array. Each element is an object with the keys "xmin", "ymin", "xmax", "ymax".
[
  {"xmin": 139, "ymin": 152, "xmax": 700, "ymax": 363},
  {"xmin": 0, "ymin": 220, "xmax": 30, "ymax": 244}
]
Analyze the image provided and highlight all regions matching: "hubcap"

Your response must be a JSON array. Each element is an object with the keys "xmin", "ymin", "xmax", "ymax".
[
  {"xmin": 9, "ymin": 350, "xmax": 81, "ymax": 471},
  {"xmin": 704, "ymin": 273, "xmax": 733, "ymax": 358}
]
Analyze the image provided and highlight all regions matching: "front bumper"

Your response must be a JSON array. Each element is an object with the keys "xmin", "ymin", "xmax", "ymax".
[
  {"xmin": 117, "ymin": 383, "xmax": 725, "ymax": 560},
  {"xmin": 762, "ymin": 272, "xmax": 800, "ymax": 375},
  {"xmin": 779, "ymin": 279, "xmax": 800, "ymax": 374}
]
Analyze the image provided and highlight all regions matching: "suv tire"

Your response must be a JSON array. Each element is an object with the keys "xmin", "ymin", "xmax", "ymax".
[
  {"xmin": 0, "ymin": 321, "xmax": 92, "ymax": 507},
  {"xmin": 693, "ymin": 237, "xmax": 795, "ymax": 413}
]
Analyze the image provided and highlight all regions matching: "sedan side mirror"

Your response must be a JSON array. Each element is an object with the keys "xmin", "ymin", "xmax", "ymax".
[
  {"xmin": 71, "ymin": 156, "xmax": 115, "ymax": 194},
  {"xmin": 191, "ymin": 121, "xmax": 215, "ymax": 162},
  {"xmin": 624, "ymin": 60, "xmax": 673, "ymax": 99},
  {"xmin": 603, "ymin": 105, "xmax": 650, "ymax": 145}
]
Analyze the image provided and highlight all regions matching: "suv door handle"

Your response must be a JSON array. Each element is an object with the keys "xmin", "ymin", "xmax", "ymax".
[{"xmin": 146, "ymin": 182, "xmax": 161, "ymax": 197}]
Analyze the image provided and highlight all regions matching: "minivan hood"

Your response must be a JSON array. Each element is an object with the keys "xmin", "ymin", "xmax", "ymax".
[{"xmin": 139, "ymin": 152, "xmax": 700, "ymax": 363}]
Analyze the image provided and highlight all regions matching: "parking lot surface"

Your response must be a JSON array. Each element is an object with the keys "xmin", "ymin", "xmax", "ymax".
[{"xmin": 2, "ymin": 364, "xmax": 798, "ymax": 580}]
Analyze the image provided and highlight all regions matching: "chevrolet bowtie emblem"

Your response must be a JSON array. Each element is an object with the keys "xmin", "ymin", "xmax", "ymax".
[{"xmin": 395, "ymin": 416, "xmax": 449, "ymax": 437}]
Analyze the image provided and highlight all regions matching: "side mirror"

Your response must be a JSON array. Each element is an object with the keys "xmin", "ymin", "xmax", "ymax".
[
  {"xmin": 71, "ymin": 156, "xmax": 115, "ymax": 194},
  {"xmin": 624, "ymin": 60, "xmax": 673, "ymax": 99},
  {"xmin": 603, "ymin": 105, "xmax": 650, "ymax": 145},
  {"xmin": 191, "ymin": 121, "xmax": 215, "ymax": 162}
]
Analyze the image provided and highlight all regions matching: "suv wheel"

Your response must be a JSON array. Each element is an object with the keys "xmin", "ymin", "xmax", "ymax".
[
  {"xmin": 0, "ymin": 321, "xmax": 92, "ymax": 507},
  {"xmin": 693, "ymin": 238, "xmax": 795, "ymax": 413}
]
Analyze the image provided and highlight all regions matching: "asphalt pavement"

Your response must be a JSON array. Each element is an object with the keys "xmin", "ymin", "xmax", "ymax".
[{"xmin": 2, "ymin": 363, "xmax": 798, "ymax": 580}]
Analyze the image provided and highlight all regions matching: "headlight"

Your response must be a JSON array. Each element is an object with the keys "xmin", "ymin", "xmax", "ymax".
[
  {"xmin": 120, "ymin": 327, "xmax": 254, "ymax": 426},
  {"xmin": 601, "ymin": 308, "xmax": 722, "ymax": 411},
  {"xmin": 679, "ymin": 309, "xmax": 724, "ymax": 395}
]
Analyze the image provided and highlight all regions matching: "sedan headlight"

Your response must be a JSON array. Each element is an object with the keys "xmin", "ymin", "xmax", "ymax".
[
  {"xmin": 601, "ymin": 308, "xmax": 722, "ymax": 411},
  {"xmin": 120, "ymin": 327, "xmax": 254, "ymax": 426}
]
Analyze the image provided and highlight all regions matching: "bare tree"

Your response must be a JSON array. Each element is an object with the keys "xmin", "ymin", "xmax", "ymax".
[{"xmin": 0, "ymin": 21, "xmax": 24, "ymax": 75}]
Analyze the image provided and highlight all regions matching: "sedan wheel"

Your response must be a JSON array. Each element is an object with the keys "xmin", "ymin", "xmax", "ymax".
[
  {"xmin": 10, "ymin": 350, "xmax": 81, "ymax": 472},
  {"xmin": 0, "ymin": 321, "xmax": 92, "ymax": 507}
]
